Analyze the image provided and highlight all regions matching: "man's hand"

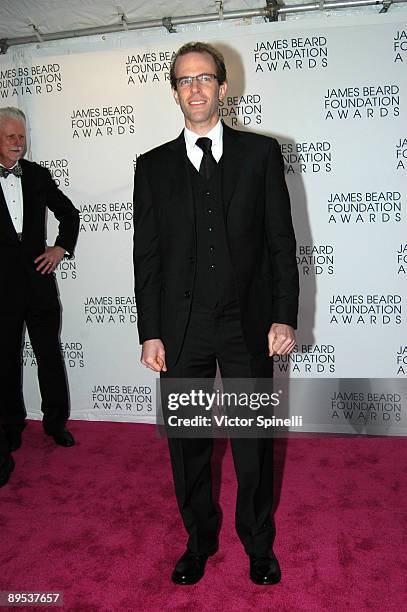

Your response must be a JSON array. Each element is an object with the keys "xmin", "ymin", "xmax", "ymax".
[
  {"xmin": 141, "ymin": 339, "xmax": 167, "ymax": 372},
  {"xmin": 34, "ymin": 246, "xmax": 66, "ymax": 274},
  {"xmin": 268, "ymin": 323, "xmax": 296, "ymax": 357}
]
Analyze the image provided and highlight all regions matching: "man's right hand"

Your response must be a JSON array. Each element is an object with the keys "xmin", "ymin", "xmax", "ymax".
[{"xmin": 141, "ymin": 339, "xmax": 167, "ymax": 372}]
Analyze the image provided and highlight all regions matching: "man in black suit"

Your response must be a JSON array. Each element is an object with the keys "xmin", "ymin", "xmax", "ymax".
[
  {"xmin": 133, "ymin": 43, "xmax": 299, "ymax": 585},
  {"xmin": 0, "ymin": 106, "xmax": 79, "ymax": 467}
]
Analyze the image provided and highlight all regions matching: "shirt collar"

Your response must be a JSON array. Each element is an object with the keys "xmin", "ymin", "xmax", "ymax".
[
  {"xmin": 184, "ymin": 120, "xmax": 223, "ymax": 149},
  {"xmin": 0, "ymin": 162, "xmax": 19, "ymax": 170}
]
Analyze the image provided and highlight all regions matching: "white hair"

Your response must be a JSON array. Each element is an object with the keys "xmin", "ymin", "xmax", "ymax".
[{"xmin": 0, "ymin": 106, "xmax": 26, "ymax": 127}]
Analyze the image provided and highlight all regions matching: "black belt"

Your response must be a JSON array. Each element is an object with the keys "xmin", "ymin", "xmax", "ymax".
[{"xmin": 16, "ymin": 233, "xmax": 22, "ymax": 241}]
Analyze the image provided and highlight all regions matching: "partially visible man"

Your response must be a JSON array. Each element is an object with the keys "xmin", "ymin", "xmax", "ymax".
[
  {"xmin": 0, "ymin": 106, "xmax": 79, "ymax": 462},
  {"xmin": 134, "ymin": 43, "xmax": 299, "ymax": 585}
]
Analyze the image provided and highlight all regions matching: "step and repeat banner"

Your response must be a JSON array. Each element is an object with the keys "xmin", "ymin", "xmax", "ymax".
[{"xmin": 0, "ymin": 13, "xmax": 406, "ymax": 434}]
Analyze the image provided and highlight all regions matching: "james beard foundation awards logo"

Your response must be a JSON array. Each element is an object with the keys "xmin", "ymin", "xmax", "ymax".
[
  {"xmin": 54, "ymin": 255, "xmax": 78, "ymax": 281},
  {"xmin": 324, "ymin": 85, "xmax": 400, "ymax": 120},
  {"xmin": 218, "ymin": 94, "xmax": 262, "ymax": 127},
  {"xmin": 296, "ymin": 244, "xmax": 334, "ymax": 276},
  {"xmin": 83, "ymin": 296, "xmax": 136, "ymax": 324},
  {"xmin": 326, "ymin": 191, "xmax": 402, "ymax": 224},
  {"xmin": 330, "ymin": 390, "xmax": 402, "ymax": 425},
  {"xmin": 39, "ymin": 158, "xmax": 70, "ymax": 187},
  {"xmin": 23, "ymin": 340, "xmax": 85, "ymax": 368},
  {"xmin": 329, "ymin": 294, "xmax": 402, "ymax": 325},
  {"xmin": 394, "ymin": 29, "xmax": 407, "ymax": 63},
  {"xmin": 253, "ymin": 36, "xmax": 328, "ymax": 72},
  {"xmin": 0, "ymin": 63, "xmax": 62, "ymax": 99},
  {"xmin": 70, "ymin": 106, "xmax": 135, "ymax": 138},
  {"xmin": 91, "ymin": 384, "xmax": 152, "ymax": 413},
  {"xmin": 125, "ymin": 50, "xmax": 174, "ymax": 85},
  {"xmin": 396, "ymin": 243, "xmax": 407, "ymax": 274},
  {"xmin": 79, "ymin": 202, "xmax": 133, "ymax": 232},
  {"xmin": 274, "ymin": 344, "xmax": 335, "ymax": 375},
  {"xmin": 396, "ymin": 138, "xmax": 407, "ymax": 170},
  {"xmin": 281, "ymin": 141, "xmax": 332, "ymax": 174},
  {"xmin": 396, "ymin": 346, "xmax": 407, "ymax": 375}
]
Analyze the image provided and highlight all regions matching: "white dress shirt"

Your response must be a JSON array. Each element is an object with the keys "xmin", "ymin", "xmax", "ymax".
[
  {"xmin": 0, "ymin": 163, "xmax": 23, "ymax": 233},
  {"xmin": 184, "ymin": 120, "xmax": 223, "ymax": 172}
]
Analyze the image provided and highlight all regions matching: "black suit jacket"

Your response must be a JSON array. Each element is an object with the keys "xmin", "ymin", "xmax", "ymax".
[
  {"xmin": 133, "ymin": 122, "xmax": 299, "ymax": 367},
  {"xmin": 0, "ymin": 159, "xmax": 79, "ymax": 309}
]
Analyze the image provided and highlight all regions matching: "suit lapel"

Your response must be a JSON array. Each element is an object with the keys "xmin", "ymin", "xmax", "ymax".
[
  {"xmin": 222, "ymin": 122, "xmax": 245, "ymax": 218},
  {"xmin": 20, "ymin": 159, "xmax": 33, "ymax": 236},
  {"xmin": 167, "ymin": 131, "xmax": 195, "ymax": 226}
]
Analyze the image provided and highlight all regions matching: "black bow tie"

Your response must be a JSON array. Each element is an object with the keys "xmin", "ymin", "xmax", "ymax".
[
  {"xmin": 196, "ymin": 137, "xmax": 217, "ymax": 180},
  {"xmin": 0, "ymin": 163, "xmax": 23, "ymax": 179}
]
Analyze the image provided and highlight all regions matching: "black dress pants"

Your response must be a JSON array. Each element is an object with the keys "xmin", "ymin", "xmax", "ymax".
[
  {"xmin": 0, "ymin": 298, "xmax": 69, "ymax": 435},
  {"xmin": 161, "ymin": 301, "xmax": 274, "ymax": 556},
  {"xmin": 0, "ymin": 427, "xmax": 10, "ymax": 463}
]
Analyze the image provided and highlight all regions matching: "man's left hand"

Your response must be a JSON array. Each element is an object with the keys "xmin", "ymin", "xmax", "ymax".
[
  {"xmin": 268, "ymin": 323, "xmax": 296, "ymax": 356},
  {"xmin": 34, "ymin": 246, "xmax": 66, "ymax": 274}
]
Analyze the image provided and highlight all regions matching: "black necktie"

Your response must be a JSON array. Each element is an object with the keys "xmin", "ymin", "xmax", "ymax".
[
  {"xmin": 195, "ymin": 137, "xmax": 217, "ymax": 180},
  {"xmin": 0, "ymin": 162, "xmax": 23, "ymax": 178}
]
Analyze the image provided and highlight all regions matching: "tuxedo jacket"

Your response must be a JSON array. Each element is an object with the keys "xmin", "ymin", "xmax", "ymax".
[
  {"xmin": 133, "ymin": 122, "xmax": 299, "ymax": 367},
  {"xmin": 0, "ymin": 159, "xmax": 79, "ymax": 310}
]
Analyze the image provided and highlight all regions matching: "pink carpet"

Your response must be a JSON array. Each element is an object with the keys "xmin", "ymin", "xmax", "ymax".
[{"xmin": 0, "ymin": 421, "xmax": 405, "ymax": 611}]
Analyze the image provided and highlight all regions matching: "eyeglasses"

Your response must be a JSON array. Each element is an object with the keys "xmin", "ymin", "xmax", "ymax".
[{"xmin": 176, "ymin": 73, "xmax": 218, "ymax": 88}]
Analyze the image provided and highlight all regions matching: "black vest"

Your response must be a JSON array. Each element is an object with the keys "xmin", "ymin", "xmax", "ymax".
[{"xmin": 189, "ymin": 159, "xmax": 237, "ymax": 307}]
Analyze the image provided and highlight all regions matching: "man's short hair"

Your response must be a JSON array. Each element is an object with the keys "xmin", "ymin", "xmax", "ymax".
[
  {"xmin": 170, "ymin": 42, "xmax": 227, "ymax": 89},
  {"xmin": 0, "ymin": 106, "xmax": 26, "ymax": 126}
]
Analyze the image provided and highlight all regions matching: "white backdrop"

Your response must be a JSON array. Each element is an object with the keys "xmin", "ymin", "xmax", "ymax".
[{"xmin": 0, "ymin": 13, "xmax": 406, "ymax": 434}]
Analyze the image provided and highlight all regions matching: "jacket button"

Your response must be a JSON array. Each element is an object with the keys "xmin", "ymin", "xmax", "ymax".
[{"xmin": 184, "ymin": 290, "xmax": 191, "ymax": 298}]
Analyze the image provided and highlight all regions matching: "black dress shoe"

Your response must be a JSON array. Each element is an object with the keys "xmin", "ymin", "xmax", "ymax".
[
  {"xmin": 4, "ymin": 427, "xmax": 24, "ymax": 451},
  {"xmin": 172, "ymin": 549, "xmax": 215, "ymax": 585},
  {"xmin": 249, "ymin": 552, "xmax": 281, "ymax": 585},
  {"xmin": 48, "ymin": 428, "xmax": 75, "ymax": 447},
  {"xmin": 0, "ymin": 456, "xmax": 15, "ymax": 487}
]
